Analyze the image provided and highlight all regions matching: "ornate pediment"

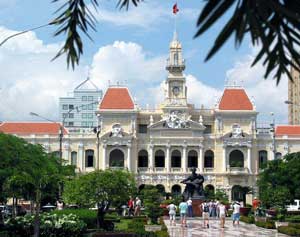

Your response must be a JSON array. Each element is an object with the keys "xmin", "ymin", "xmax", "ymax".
[
  {"xmin": 149, "ymin": 119, "xmax": 205, "ymax": 131},
  {"xmin": 101, "ymin": 124, "xmax": 131, "ymax": 140}
]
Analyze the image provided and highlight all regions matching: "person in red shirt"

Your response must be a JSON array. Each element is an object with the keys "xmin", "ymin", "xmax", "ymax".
[{"xmin": 128, "ymin": 196, "xmax": 134, "ymax": 216}]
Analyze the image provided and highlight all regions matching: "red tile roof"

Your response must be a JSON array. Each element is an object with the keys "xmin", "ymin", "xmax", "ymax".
[
  {"xmin": 218, "ymin": 88, "xmax": 253, "ymax": 110},
  {"xmin": 0, "ymin": 122, "xmax": 68, "ymax": 135},
  {"xmin": 276, "ymin": 125, "xmax": 300, "ymax": 136},
  {"xmin": 99, "ymin": 87, "xmax": 134, "ymax": 110}
]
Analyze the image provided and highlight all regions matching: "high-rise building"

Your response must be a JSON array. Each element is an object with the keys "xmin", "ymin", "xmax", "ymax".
[
  {"xmin": 59, "ymin": 78, "xmax": 102, "ymax": 128},
  {"xmin": 288, "ymin": 66, "xmax": 300, "ymax": 124}
]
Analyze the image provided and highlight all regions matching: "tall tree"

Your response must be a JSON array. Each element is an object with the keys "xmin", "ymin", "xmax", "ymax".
[
  {"xmin": 63, "ymin": 169, "xmax": 136, "ymax": 228},
  {"xmin": 52, "ymin": 0, "xmax": 300, "ymax": 84}
]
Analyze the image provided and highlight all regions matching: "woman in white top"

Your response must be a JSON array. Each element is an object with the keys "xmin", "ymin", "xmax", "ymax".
[
  {"xmin": 218, "ymin": 202, "xmax": 227, "ymax": 228},
  {"xmin": 167, "ymin": 203, "xmax": 177, "ymax": 226}
]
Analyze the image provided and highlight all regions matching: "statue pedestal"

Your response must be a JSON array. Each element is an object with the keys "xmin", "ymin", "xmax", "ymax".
[{"xmin": 191, "ymin": 197, "xmax": 205, "ymax": 217}]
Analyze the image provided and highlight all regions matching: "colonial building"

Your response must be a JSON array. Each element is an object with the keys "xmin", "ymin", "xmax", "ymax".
[{"xmin": 1, "ymin": 33, "xmax": 300, "ymax": 204}]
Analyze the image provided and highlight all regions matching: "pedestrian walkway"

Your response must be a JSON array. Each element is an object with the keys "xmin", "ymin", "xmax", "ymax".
[{"xmin": 164, "ymin": 218, "xmax": 288, "ymax": 237}]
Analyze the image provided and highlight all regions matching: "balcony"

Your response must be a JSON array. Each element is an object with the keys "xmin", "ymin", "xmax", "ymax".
[
  {"xmin": 153, "ymin": 167, "xmax": 166, "ymax": 172},
  {"xmin": 170, "ymin": 167, "xmax": 183, "ymax": 173},
  {"xmin": 227, "ymin": 167, "xmax": 249, "ymax": 174},
  {"xmin": 137, "ymin": 167, "xmax": 150, "ymax": 173},
  {"xmin": 166, "ymin": 58, "xmax": 185, "ymax": 71},
  {"xmin": 203, "ymin": 168, "xmax": 214, "ymax": 173}
]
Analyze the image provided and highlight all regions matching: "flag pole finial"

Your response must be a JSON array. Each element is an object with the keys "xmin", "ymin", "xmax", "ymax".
[{"xmin": 172, "ymin": 3, "xmax": 179, "ymax": 41}]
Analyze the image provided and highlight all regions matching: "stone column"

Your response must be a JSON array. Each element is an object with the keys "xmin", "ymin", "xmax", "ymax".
[
  {"xmin": 148, "ymin": 145, "xmax": 154, "ymax": 172},
  {"xmin": 198, "ymin": 145, "xmax": 203, "ymax": 173},
  {"xmin": 127, "ymin": 145, "xmax": 131, "ymax": 171},
  {"xmin": 78, "ymin": 143, "xmax": 84, "ymax": 172},
  {"xmin": 102, "ymin": 144, "xmax": 107, "ymax": 170},
  {"xmin": 222, "ymin": 146, "xmax": 226, "ymax": 172},
  {"xmin": 247, "ymin": 146, "xmax": 252, "ymax": 174},
  {"xmin": 166, "ymin": 145, "xmax": 170, "ymax": 173},
  {"xmin": 95, "ymin": 139, "xmax": 100, "ymax": 170},
  {"xmin": 63, "ymin": 143, "xmax": 70, "ymax": 164},
  {"xmin": 182, "ymin": 145, "xmax": 187, "ymax": 172}
]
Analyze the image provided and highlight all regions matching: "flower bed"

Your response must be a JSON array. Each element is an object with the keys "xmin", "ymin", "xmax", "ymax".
[
  {"xmin": 278, "ymin": 223, "xmax": 300, "ymax": 236},
  {"xmin": 255, "ymin": 220, "xmax": 276, "ymax": 229},
  {"xmin": 4, "ymin": 213, "xmax": 86, "ymax": 237},
  {"xmin": 240, "ymin": 215, "xmax": 255, "ymax": 224}
]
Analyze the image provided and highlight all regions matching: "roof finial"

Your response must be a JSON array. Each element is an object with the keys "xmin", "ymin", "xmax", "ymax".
[
  {"xmin": 172, "ymin": 3, "xmax": 179, "ymax": 42},
  {"xmin": 173, "ymin": 30, "xmax": 178, "ymax": 42}
]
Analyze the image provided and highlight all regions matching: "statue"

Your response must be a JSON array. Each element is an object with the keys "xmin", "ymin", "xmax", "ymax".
[
  {"xmin": 110, "ymin": 124, "xmax": 123, "ymax": 137},
  {"xmin": 181, "ymin": 168, "xmax": 205, "ymax": 199}
]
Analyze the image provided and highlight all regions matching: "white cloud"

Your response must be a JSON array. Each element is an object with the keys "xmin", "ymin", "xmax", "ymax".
[
  {"xmin": 226, "ymin": 50, "xmax": 288, "ymax": 123},
  {"xmin": 92, "ymin": 2, "xmax": 198, "ymax": 29},
  {"xmin": 0, "ymin": 26, "xmax": 86, "ymax": 121}
]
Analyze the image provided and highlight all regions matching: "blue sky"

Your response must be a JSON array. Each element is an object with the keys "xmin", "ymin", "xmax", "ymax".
[{"xmin": 0, "ymin": 0, "xmax": 288, "ymax": 124}]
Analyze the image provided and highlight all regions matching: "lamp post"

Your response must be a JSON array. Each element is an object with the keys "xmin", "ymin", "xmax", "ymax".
[{"xmin": 270, "ymin": 112, "xmax": 276, "ymax": 160}]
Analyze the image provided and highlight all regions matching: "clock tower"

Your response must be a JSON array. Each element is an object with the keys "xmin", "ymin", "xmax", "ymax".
[{"xmin": 163, "ymin": 31, "xmax": 188, "ymax": 113}]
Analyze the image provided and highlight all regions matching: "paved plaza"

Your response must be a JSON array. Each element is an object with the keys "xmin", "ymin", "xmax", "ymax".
[{"xmin": 164, "ymin": 218, "xmax": 288, "ymax": 237}]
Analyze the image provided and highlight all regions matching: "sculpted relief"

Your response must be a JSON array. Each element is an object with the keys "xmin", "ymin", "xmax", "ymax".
[
  {"xmin": 163, "ymin": 110, "xmax": 190, "ymax": 129},
  {"xmin": 110, "ymin": 124, "xmax": 123, "ymax": 137}
]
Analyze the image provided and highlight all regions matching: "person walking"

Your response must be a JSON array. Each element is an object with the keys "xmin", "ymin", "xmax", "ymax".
[
  {"xmin": 232, "ymin": 201, "xmax": 241, "ymax": 226},
  {"xmin": 201, "ymin": 200, "xmax": 210, "ymax": 228},
  {"xmin": 128, "ymin": 196, "xmax": 134, "ymax": 216},
  {"xmin": 134, "ymin": 197, "xmax": 142, "ymax": 216},
  {"xmin": 187, "ymin": 198, "xmax": 193, "ymax": 217},
  {"xmin": 179, "ymin": 198, "xmax": 188, "ymax": 227},
  {"xmin": 167, "ymin": 202, "xmax": 177, "ymax": 226},
  {"xmin": 218, "ymin": 202, "xmax": 227, "ymax": 228}
]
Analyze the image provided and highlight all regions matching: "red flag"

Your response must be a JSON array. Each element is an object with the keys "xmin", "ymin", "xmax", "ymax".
[{"xmin": 173, "ymin": 3, "xmax": 179, "ymax": 14}]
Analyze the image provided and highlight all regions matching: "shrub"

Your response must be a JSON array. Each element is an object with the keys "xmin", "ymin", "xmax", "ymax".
[
  {"xmin": 286, "ymin": 216, "xmax": 300, "ymax": 223},
  {"xmin": 52, "ymin": 209, "xmax": 97, "ymax": 228},
  {"xmin": 255, "ymin": 220, "xmax": 275, "ymax": 229},
  {"xmin": 278, "ymin": 226, "xmax": 300, "ymax": 236},
  {"xmin": 4, "ymin": 213, "xmax": 86, "ymax": 237},
  {"xmin": 240, "ymin": 215, "xmax": 255, "ymax": 224},
  {"xmin": 289, "ymin": 223, "xmax": 300, "ymax": 229}
]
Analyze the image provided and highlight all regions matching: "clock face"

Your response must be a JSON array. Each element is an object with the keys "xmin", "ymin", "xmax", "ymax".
[{"xmin": 172, "ymin": 86, "xmax": 180, "ymax": 96}]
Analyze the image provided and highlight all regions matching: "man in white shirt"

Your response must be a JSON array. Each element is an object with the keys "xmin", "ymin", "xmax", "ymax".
[{"xmin": 232, "ymin": 201, "xmax": 241, "ymax": 226}]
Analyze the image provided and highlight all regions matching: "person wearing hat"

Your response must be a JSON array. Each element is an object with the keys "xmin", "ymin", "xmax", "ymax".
[{"xmin": 232, "ymin": 201, "xmax": 241, "ymax": 226}]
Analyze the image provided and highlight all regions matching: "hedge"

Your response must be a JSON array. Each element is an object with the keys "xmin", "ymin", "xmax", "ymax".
[
  {"xmin": 278, "ymin": 226, "xmax": 300, "ymax": 236},
  {"xmin": 240, "ymin": 216, "xmax": 255, "ymax": 224},
  {"xmin": 286, "ymin": 216, "xmax": 300, "ymax": 223},
  {"xmin": 255, "ymin": 220, "xmax": 276, "ymax": 229}
]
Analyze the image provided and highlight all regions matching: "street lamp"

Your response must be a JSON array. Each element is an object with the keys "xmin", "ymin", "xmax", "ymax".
[
  {"xmin": 270, "ymin": 112, "xmax": 276, "ymax": 160},
  {"xmin": 29, "ymin": 112, "xmax": 64, "ymax": 164},
  {"xmin": 0, "ymin": 20, "xmax": 57, "ymax": 47}
]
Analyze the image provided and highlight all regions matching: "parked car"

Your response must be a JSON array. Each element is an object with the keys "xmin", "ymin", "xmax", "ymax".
[{"xmin": 286, "ymin": 199, "xmax": 300, "ymax": 211}]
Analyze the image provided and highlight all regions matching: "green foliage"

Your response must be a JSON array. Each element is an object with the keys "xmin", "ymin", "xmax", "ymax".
[
  {"xmin": 286, "ymin": 216, "xmax": 300, "ymax": 223},
  {"xmin": 141, "ymin": 185, "xmax": 163, "ymax": 224},
  {"xmin": 52, "ymin": 209, "xmax": 97, "ymax": 228},
  {"xmin": 63, "ymin": 169, "xmax": 136, "ymax": 208},
  {"xmin": 278, "ymin": 226, "xmax": 300, "ymax": 236},
  {"xmin": 195, "ymin": 0, "xmax": 300, "ymax": 84},
  {"xmin": 240, "ymin": 215, "xmax": 255, "ymax": 224},
  {"xmin": 258, "ymin": 152, "xmax": 300, "ymax": 209},
  {"xmin": 52, "ymin": 0, "xmax": 300, "ymax": 84},
  {"xmin": 214, "ymin": 189, "xmax": 229, "ymax": 204},
  {"xmin": 4, "ymin": 213, "xmax": 86, "ymax": 237},
  {"xmin": 255, "ymin": 220, "xmax": 276, "ymax": 229}
]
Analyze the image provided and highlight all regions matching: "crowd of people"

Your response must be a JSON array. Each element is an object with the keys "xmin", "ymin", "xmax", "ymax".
[{"xmin": 167, "ymin": 198, "xmax": 241, "ymax": 229}]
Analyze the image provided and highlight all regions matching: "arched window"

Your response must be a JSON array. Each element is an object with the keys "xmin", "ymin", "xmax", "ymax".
[
  {"xmin": 174, "ymin": 53, "xmax": 178, "ymax": 65},
  {"xmin": 156, "ymin": 184, "xmax": 165, "ymax": 195},
  {"xmin": 52, "ymin": 151, "xmax": 60, "ymax": 158},
  {"xmin": 229, "ymin": 150, "xmax": 244, "ymax": 167},
  {"xmin": 155, "ymin": 150, "xmax": 165, "ymax": 167},
  {"xmin": 275, "ymin": 152, "xmax": 282, "ymax": 160},
  {"xmin": 85, "ymin": 149, "xmax": 94, "ymax": 167},
  {"xmin": 171, "ymin": 185, "xmax": 182, "ymax": 197},
  {"xmin": 138, "ymin": 150, "xmax": 148, "ymax": 167},
  {"xmin": 204, "ymin": 150, "xmax": 214, "ymax": 168},
  {"xmin": 171, "ymin": 150, "xmax": 181, "ymax": 168},
  {"xmin": 232, "ymin": 185, "xmax": 248, "ymax": 204},
  {"xmin": 188, "ymin": 150, "xmax": 198, "ymax": 168},
  {"xmin": 71, "ymin": 151, "xmax": 77, "ymax": 166},
  {"xmin": 109, "ymin": 149, "xmax": 124, "ymax": 167},
  {"xmin": 259, "ymin": 150, "xmax": 268, "ymax": 169}
]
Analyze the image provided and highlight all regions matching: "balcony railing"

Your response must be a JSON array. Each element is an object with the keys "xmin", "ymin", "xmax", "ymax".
[
  {"xmin": 153, "ymin": 167, "xmax": 166, "ymax": 172},
  {"xmin": 170, "ymin": 167, "xmax": 183, "ymax": 173},
  {"xmin": 227, "ymin": 167, "xmax": 249, "ymax": 173},
  {"xmin": 137, "ymin": 167, "xmax": 150, "ymax": 173},
  {"xmin": 203, "ymin": 168, "xmax": 214, "ymax": 172}
]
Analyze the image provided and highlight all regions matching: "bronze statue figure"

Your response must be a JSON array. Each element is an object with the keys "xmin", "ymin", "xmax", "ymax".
[{"xmin": 181, "ymin": 167, "xmax": 204, "ymax": 199}]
